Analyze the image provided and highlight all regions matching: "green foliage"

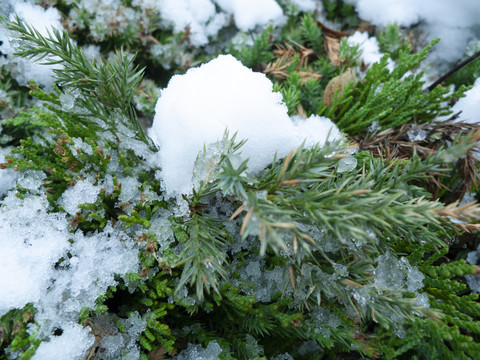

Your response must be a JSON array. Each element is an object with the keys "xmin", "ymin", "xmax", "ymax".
[
  {"xmin": 377, "ymin": 23, "xmax": 410, "ymax": 61},
  {"xmin": 0, "ymin": 305, "xmax": 40, "ymax": 360},
  {"xmin": 301, "ymin": 13, "xmax": 323, "ymax": 52},
  {"xmin": 2, "ymin": 5, "xmax": 480, "ymax": 360},
  {"xmin": 228, "ymin": 26, "xmax": 275, "ymax": 69},
  {"xmin": 320, "ymin": 39, "xmax": 467, "ymax": 133},
  {"xmin": 0, "ymin": 85, "xmax": 114, "ymax": 203},
  {"xmin": 174, "ymin": 212, "xmax": 230, "ymax": 300},
  {"xmin": 375, "ymin": 249, "xmax": 480, "ymax": 359},
  {"xmin": 322, "ymin": 0, "xmax": 360, "ymax": 29},
  {"xmin": 1, "ymin": 15, "xmax": 151, "ymax": 146},
  {"xmin": 445, "ymin": 46, "xmax": 480, "ymax": 89}
]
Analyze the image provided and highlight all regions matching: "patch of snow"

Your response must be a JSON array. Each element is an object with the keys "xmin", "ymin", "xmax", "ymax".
[
  {"xmin": 336, "ymin": 156, "xmax": 357, "ymax": 173},
  {"xmin": 90, "ymin": 312, "xmax": 146, "ymax": 360},
  {"xmin": 214, "ymin": 0, "xmax": 285, "ymax": 31},
  {"xmin": 466, "ymin": 242, "xmax": 480, "ymax": 294},
  {"xmin": 290, "ymin": 0, "xmax": 321, "ymax": 12},
  {"xmin": 158, "ymin": 0, "xmax": 228, "ymax": 46},
  {"xmin": 31, "ymin": 323, "xmax": 94, "ymax": 360},
  {"xmin": 33, "ymin": 223, "xmax": 139, "ymax": 341},
  {"xmin": 58, "ymin": 179, "xmax": 101, "ymax": 215},
  {"xmin": 11, "ymin": 1, "xmax": 63, "ymax": 37},
  {"xmin": 271, "ymin": 354, "xmax": 294, "ymax": 360},
  {"xmin": 345, "ymin": 0, "xmax": 480, "ymax": 66},
  {"xmin": 347, "ymin": 31, "xmax": 394, "ymax": 71},
  {"xmin": 407, "ymin": 125, "xmax": 428, "ymax": 142},
  {"xmin": 374, "ymin": 252, "xmax": 425, "ymax": 296},
  {"xmin": 0, "ymin": 147, "xmax": 18, "ymax": 196},
  {"xmin": 291, "ymin": 114, "xmax": 342, "ymax": 148},
  {"xmin": 449, "ymin": 78, "xmax": 480, "ymax": 124},
  {"xmin": 173, "ymin": 340, "xmax": 223, "ymax": 360},
  {"xmin": 0, "ymin": 195, "xmax": 70, "ymax": 315}
]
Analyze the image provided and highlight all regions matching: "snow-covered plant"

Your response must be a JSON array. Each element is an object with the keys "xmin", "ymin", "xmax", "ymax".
[{"xmin": 2, "ymin": 2, "xmax": 480, "ymax": 360}]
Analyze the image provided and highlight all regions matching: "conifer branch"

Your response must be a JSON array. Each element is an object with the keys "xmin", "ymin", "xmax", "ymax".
[{"xmin": 0, "ymin": 15, "xmax": 152, "ymax": 147}]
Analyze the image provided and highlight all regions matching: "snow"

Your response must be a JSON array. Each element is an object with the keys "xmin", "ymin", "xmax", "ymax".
[
  {"xmin": 291, "ymin": 114, "xmax": 342, "ymax": 148},
  {"xmin": 449, "ymin": 78, "xmax": 480, "ymax": 124},
  {"xmin": 308, "ymin": 306, "xmax": 341, "ymax": 339},
  {"xmin": 230, "ymin": 255, "xmax": 287, "ymax": 302},
  {"xmin": 0, "ymin": 147, "xmax": 18, "ymax": 196},
  {"xmin": 346, "ymin": 0, "xmax": 480, "ymax": 65},
  {"xmin": 336, "ymin": 156, "xmax": 357, "ymax": 173},
  {"xmin": 32, "ymin": 323, "xmax": 94, "ymax": 360},
  {"xmin": 134, "ymin": 0, "xmax": 285, "ymax": 46},
  {"xmin": 90, "ymin": 312, "xmax": 146, "ymax": 360},
  {"xmin": 215, "ymin": 0, "xmax": 285, "ymax": 31},
  {"xmin": 173, "ymin": 340, "xmax": 223, "ymax": 360},
  {"xmin": 150, "ymin": 54, "xmax": 342, "ymax": 200},
  {"xmin": 59, "ymin": 92, "xmax": 76, "ymax": 110},
  {"xmin": 0, "ymin": 189, "xmax": 140, "ymax": 357},
  {"xmin": 290, "ymin": 0, "xmax": 321, "ymax": 12},
  {"xmin": 0, "ymin": 195, "xmax": 70, "ymax": 315},
  {"xmin": 158, "ymin": 0, "xmax": 228, "ymax": 46},
  {"xmin": 347, "ymin": 31, "xmax": 394, "ymax": 71},
  {"xmin": 407, "ymin": 124, "xmax": 428, "ymax": 142},
  {"xmin": 58, "ymin": 179, "xmax": 101, "ymax": 215},
  {"xmin": 11, "ymin": 1, "xmax": 63, "ymax": 37},
  {"xmin": 3, "ymin": 0, "xmax": 477, "ymax": 357},
  {"xmin": 374, "ymin": 252, "xmax": 425, "ymax": 296},
  {"xmin": 272, "ymin": 354, "xmax": 294, "ymax": 360},
  {"xmin": 466, "ymin": 243, "xmax": 480, "ymax": 294}
]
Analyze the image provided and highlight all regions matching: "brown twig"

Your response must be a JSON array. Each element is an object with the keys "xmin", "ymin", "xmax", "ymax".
[{"xmin": 351, "ymin": 121, "xmax": 480, "ymax": 200}]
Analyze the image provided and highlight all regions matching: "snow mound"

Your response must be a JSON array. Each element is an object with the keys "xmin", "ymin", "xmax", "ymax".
[{"xmin": 150, "ymin": 54, "xmax": 341, "ymax": 200}]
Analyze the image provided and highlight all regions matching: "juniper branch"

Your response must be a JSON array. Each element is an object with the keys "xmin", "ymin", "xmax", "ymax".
[
  {"xmin": 174, "ymin": 212, "xmax": 230, "ymax": 301},
  {"xmin": 0, "ymin": 15, "xmax": 152, "ymax": 147}
]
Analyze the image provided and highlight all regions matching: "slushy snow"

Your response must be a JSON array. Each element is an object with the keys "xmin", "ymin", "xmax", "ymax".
[
  {"xmin": 0, "ymin": 189, "xmax": 140, "ymax": 357},
  {"xmin": 150, "ymin": 54, "xmax": 341, "ymax": 199},
  {"xmin": 0, "ymin": 195, "xmax": 70, "ymax": 315},
  {"xmin": 290, "ymin": 0, "xmax": 322, "ymax": 12}
]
